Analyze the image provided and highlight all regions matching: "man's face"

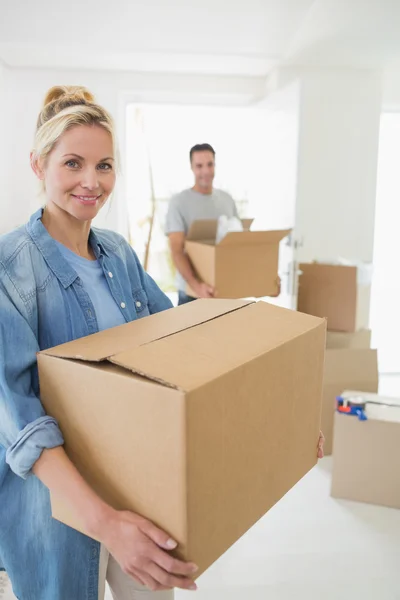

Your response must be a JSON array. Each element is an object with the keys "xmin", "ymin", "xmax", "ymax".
[{"xmin": 191, "ymin": 151, "xmax": 215, "ymax": 190}]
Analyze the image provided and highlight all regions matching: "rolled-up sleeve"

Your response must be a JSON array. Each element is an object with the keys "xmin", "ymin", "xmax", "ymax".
[{"xmin": 0, "ymin": 280, "xmax": 64, "ymax": 479}]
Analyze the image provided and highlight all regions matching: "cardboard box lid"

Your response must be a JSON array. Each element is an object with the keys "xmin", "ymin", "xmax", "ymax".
[
  {"xmin": 40, "ymin": 299, "xmax": 252, "ymax": 362},
  {"xmin": 41, "ymin": 300, "xmax": 324, "ymax": 393},
  {"xmin": 324, "ymin": 349, "xmax": 378, "ymax": 385},
  {"xmin": 218, "ymin": 228, "xmax": 291, "ymax": 247},
  {"xmin": 110, "ymin": 301, "xmax": 323, "ymax": 391},
  {"xmin": 300, "ymin": 261, "xmax": 372, "ymax": 285}
]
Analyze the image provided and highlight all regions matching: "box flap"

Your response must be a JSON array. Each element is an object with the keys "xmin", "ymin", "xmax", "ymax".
[
  {"xmin": 110, "ymin": 301, "xmax": 325, "ymax": 392},
  {"xmin": 241, "ymin": 218, "xmax": 253, "ymax": 230},
  {"xmin": 217, "ymin": 229, "xmax": 291, "ymax": 247},
  {"xmin": 40, "ymin": 299, "xmax": 252, "ymax": 362},
  {"xmin": 299, "ymin": 262, "xmax": 358, "ymax": 276},
  {"xmin": 186, "ymin": 219, "xmax": 255, "ymax": 242},
  {"xmin": 187, "ymin": 220, "xmax": 218, "ymax": 242}
]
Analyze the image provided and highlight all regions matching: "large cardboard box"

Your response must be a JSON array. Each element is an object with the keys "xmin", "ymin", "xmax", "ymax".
[
  {"xmin": 38, "ymin": 299, "xmax": 325, "ymax": 577},
  {"xmin": 185, "ymin": 219, "xmax": 290, "ymax": 299},
  {"xmin": 322, "ymin": 349, "xmax": 378, "ymax": 455},
  {"xmin": 326, "ymin": 329, "xmax": 371, "ymax": 350},
  {"xmin": 297, "ymin": 263, "xmax": 371, "ymax": 332},
  {"xmin": 331, "ymin": 396, "xmax": 400, "ymax": 509}
]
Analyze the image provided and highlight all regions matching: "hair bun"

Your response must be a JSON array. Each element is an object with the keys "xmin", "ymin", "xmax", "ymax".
[{"xmin": 43, "ymin": 85, "xmax": 95, "ymax": 109}]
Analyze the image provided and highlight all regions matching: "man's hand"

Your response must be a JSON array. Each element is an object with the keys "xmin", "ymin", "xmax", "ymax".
[
  {"xmin": 191, "ymin": 281, "xmax": 215, "ymax": 299},
  {"xmin": 269, "ymin": 277, "xmax": 281, "ymax": 298}
]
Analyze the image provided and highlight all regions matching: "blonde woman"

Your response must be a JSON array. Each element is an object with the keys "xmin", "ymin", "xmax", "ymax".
[{"xmin": 0, "ymin": 86, "xmax": 198, "ymax": 599}]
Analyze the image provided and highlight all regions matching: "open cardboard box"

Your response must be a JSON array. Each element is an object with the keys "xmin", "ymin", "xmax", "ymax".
[
  {"xmin": 185, "ymin": 219, "xmax": 291, "ymax": 299},
  {"xmin": 331, "ymin": 392, "xmax": 400, "ymax": 508},
  {"xmin": 297, "ymin": 263, "xmax": 371, "ymax": 332},
  {"xmin": 38, "ymin": 299, "xmax": 325, "ymax": 577}
]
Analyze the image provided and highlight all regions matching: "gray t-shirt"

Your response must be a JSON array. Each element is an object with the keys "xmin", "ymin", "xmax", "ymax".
[{"xmin": 165, "ymin": 188, "xmax": 239, "ymax": 291}]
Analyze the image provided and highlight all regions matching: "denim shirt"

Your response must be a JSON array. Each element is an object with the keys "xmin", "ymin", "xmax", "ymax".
[{"xmin": 0, "ymin": 209, "xmax": 172, "ymax": 600}]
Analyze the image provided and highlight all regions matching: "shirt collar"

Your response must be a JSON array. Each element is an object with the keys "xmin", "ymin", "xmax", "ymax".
[{"xmin": 27, "ymin": 208, "xmax": 107, "ymax": 288}]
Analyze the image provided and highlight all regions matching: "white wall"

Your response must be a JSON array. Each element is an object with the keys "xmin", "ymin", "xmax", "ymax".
[
  {"xmin": 1, "ymin": 64, "xmax": 385, "ymax": 267},
  {"xmin": 383, "ymin": 67, "xmax": 400, "ymax": 110},
  {"xmin": 2, "ymin": 68, "xmax": 120, "ymax": 234},
  {"xmin": 1, "ymin": 67, "xmax": 264, "ymax": 235},
  {"xmin": 253, "ymin": 80, "xmax": 300, "ymax": 229},
  {"xmin": 294, "ymin": 69, "xmax": 382, "ymax": 263}
]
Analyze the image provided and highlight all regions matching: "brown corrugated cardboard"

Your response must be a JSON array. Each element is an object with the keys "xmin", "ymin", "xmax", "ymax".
[
  {"xmin": 185, "ymin": 219, "xmax": 291, "ymax": 299},
  {"xmin": 331, "ymin": 397, "xmax": 400, "ymax": 508},
  {"xmin": 326, "ymin": 329, "xmax": 371, "ymax": 349},
  {"xmin": 322, "ymin": 349, "xmax": 378, "ymax": 455},
  {"xmin": 297, "ymin": 263, "xmax": 371, "ymax": 332},
  {"xmin": 37, "ymin": 299, "xmax": 325, "ymax": 577}
]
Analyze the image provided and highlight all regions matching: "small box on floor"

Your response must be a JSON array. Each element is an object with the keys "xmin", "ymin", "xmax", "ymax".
[
  {"xmin": 297, "ymin": 263, "xmax": 371, "ymax": 332},
  {"xmin": 322, "ymin": 349, "xmax": 378, "ymax": 455},
  {"xmin": 37, "ymin": 299, "xmax": 325, "ymax": 578},
  {"xmin": 185, "ymin": 219, "xmax": 290, "ymax": 299},
  {"xmin": 326, "ymin": 329, "xmax": 371, "ymax": 350},
  {"xmin": 331, "ymin": 392, "xmax": 400, "ymax": 509}
]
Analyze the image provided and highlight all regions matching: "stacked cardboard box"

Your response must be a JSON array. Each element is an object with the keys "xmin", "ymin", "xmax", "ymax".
[
  {"xmin": 297, "ymin": 263, "xmax": 371, "ymax": 333},
  {"xmin": 331, "ymin": 392, "xmax": 400, "ymax": 508},
  {"xmin": 297, "ymin": 263, "xmax": 378, "ymax": 455},
  {"xmin": 322, "ymin": 348, "xmax": 378, "ymax": 454}
]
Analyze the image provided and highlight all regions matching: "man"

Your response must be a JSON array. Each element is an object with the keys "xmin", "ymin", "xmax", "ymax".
[{"xmin": 165, "ymin": 143, "xmax": 239, "ymax": 305}]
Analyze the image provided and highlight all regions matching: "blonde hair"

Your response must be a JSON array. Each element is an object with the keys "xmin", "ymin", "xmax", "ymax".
[{"xmin": 32, "ymin": 85, "xmax": 117, "ymax": 169}]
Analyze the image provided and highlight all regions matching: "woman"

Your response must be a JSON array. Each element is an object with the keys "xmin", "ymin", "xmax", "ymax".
[
  {"xmin": 0, "ymin": 86, "xmax": 198, "ymax": 600},
  {"xmin": 0, "ymin": 85, "xmax": 325, "ymax": 600}
]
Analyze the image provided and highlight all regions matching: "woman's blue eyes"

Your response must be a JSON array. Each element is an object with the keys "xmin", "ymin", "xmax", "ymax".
[{"xmin": 65, "ymin": 161, "xmax": 112, "ymax": 171}]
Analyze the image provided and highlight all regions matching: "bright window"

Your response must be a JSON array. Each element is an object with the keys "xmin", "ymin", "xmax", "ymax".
[{"xmin": 370, "ymin": 113, "xmax": 400, "ymax": 373}]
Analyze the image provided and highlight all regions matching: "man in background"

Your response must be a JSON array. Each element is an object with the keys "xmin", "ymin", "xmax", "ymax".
[{"xmin": 165, "ymin": 143, "xmax": 239, "ymax": 305}]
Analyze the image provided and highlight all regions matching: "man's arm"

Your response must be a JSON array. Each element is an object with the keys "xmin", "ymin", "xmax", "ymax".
[{"xmin": 168, "ymin": 232, "xmax": 214, "ymax": 298}]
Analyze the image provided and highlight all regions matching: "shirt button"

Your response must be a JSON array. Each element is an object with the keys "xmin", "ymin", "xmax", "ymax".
[
  {"xmin": 136, "ymin": 301, "xmax": 142, "ymax": 308},
  {"xmin": 120, "ymin": 302, "xmax": 126, "ymax": 309},
  {"xmin": 108, "ymin": 271, "xmax": 113, "ymax": 278}
]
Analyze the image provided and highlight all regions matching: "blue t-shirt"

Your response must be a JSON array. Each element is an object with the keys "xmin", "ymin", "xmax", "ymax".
[{"xmin": 55, "ymin": 240, "xmax": 126, "ymax": 331}]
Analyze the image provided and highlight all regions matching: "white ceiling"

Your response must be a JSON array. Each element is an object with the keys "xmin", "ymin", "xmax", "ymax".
[{"xmin": 1, "ymin": 0, "xmax": 400, "ymax": 76}]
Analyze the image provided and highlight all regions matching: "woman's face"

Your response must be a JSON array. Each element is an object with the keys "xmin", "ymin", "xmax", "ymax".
[{"xmin": 35, "ymin": 124, "xmax": 116, "ymax": 222}]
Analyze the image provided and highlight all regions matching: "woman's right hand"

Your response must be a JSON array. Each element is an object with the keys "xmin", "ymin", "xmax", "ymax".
[
  {"xmin": 32, "ymin": 448, "xmax": 197, "ymax": 591},
  {"xmin": 97, "ymin": 508, "xmax": 198, "ymax": 591}
]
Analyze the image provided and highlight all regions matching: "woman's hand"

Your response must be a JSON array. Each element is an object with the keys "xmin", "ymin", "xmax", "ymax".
[
  {"xmin": 317, "ymin": 431, "xmax": 325, "ymax": 459},
  {"xmin": 33, "ymin": 448, "xmax": 198, "ymax": 591},
  {"xmin": 98, "ymin": 508, "xmax": 198, "ymax": 592}
]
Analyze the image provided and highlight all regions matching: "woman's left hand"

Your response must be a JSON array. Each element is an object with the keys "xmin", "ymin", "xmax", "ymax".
[{"xmin": 317, "ymin": 431, "xmax": 325, "ymax": 459}]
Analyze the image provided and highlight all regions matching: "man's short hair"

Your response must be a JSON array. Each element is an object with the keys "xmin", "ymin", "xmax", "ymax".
[{"xmin": 190, "ymin": 143, "xmax": 216, "ymax": 163}]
